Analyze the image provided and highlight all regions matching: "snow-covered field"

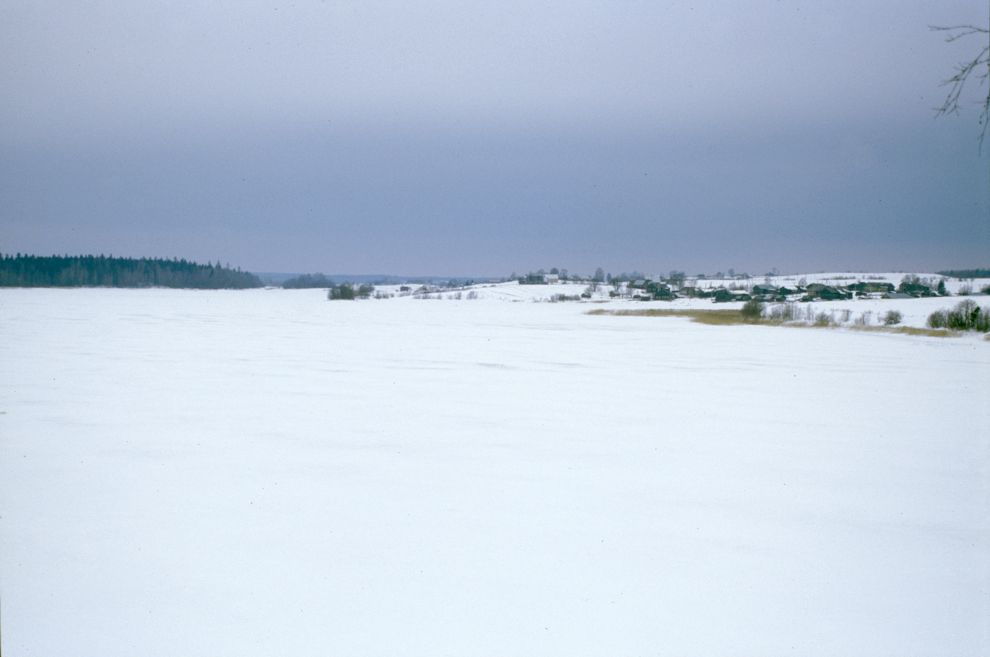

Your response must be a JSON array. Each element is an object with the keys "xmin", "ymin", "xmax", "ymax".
[{"xmin": 1, "ymin": 286, "xmax": 988, "ymax": 656}]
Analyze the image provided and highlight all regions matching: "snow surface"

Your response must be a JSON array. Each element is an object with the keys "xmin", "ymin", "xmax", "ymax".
[{"xmin": 1, "ymin": 287, "xmax": 988, "ymax": 656}]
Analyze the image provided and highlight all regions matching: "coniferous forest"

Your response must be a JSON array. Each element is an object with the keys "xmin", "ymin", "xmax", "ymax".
[{"xmin": 0, "ymin": 254, "xmax": 263, "ymax": 289}]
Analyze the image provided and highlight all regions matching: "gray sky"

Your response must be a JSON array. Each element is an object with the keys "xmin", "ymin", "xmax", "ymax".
[{"xmin": 2, "ymin": 1, "xmax": 988, "ymax": 276}]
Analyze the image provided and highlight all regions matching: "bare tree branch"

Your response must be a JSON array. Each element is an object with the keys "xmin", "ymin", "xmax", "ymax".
[
  {"xmin": 930, "ymin": 24, "xmax": 988, "ymax": 41},
  {"xmin": 930, "ymin": 23, "xmax": 990, "ymax": 149}
]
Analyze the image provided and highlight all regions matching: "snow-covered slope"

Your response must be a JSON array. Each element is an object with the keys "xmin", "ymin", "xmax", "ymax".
[
  {"xmin": 379, "ymin": 277, "xmax": 990, "ymax": 334},
  {"xmin": 1, "ymin": 287, "xmax": 987, "ymax": 656},
  {"xmin": 380, "ymin": 280, "xmax": 600, "ymax": 302}
]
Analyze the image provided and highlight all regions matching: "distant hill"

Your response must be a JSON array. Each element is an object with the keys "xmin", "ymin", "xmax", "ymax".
[
  {"xmin": 256, "ymin": 272, "xmax": 500, "ymax": 287},
  {"xmin": 254, "ymin": 272, "xmax": 304, "ymax": 286},
  {"xmin": 0, "ymin": 254, "xmax": 262, "ymax": 289},
  {"xmin": 937, "ymin": 268, "xmax": 990, "ymax": 278}
]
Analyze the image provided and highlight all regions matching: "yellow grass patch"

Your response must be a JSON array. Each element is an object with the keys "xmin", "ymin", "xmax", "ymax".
[
  {"xmin": 586, "ymin": 308, "xmax": 965, "ymax": 337},
  {"xmin": 585, "ymin": 308, "xmax": 757, "ymax": 326},
  {"xmin": 848, "ymin": 325, "xmax": 960, "ymax": 338}
]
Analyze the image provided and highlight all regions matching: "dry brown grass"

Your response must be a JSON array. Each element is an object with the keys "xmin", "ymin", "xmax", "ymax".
[
  {"xmin": 586, "ymin": 308, "xmax": 963, "ymax": 337},
  {"xmin": 848, "ymin": 325, "xmax": 959, "ymax": 338},
  {"xmin": 585, "ymin": 308, "xmax": 758, "ymax": 325}
]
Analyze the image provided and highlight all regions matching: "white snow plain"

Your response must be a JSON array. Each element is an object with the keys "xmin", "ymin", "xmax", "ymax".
[{"xmin": 1, "ymin": 286, "xmax": 988, "ymax": 656}]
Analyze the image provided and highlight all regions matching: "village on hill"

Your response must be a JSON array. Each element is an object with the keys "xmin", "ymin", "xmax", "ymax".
[{"xmin": 377, "ymin": 270, "xmax": 987, "ymax": 305}]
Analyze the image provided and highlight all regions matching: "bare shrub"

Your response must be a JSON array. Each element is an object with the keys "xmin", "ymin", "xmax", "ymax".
[
  {"xmin": 854, "ymin": 311, "xmax": 873, "ymax": 326},
  {"xmin": 883, "ymin": 310, "xmax": 903, "ymax": 326},
  {"xmin": 958, "ymin": 284, "xmax": 973, "ymax": 296},
  {"xmin": 740, "ymin": 298, "xmax": 764, "ymax": 321},
  {"xmin": 766, "ymin": 303, "xmax": 799, "ymax": 322},
  {"xmin": 814, "ymin": 312, "xmax": 835, "ymax": 327},
  {"xmin": 928, "ymin": 309, "xmax": 949, "ymax": 329}
]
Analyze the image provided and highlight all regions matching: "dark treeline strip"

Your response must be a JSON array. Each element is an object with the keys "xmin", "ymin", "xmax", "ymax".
[
  {"xmin": 282, "ymin": 273, "xmax": 334, "ymax": 288},
  {"xmin": 0, "ymin": 254, "xmax": 262, "ymax": 289},
  {"xmin": 937, "ymin": 268, "xmax": 990, "ymax": 278}
]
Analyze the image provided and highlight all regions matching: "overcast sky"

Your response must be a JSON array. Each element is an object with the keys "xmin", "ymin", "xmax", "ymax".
[{"xmin": 2, "ymin": 1, "xmax": 988, "ymax": 276}]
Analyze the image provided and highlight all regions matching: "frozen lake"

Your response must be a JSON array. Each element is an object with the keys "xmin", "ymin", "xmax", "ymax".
[{"xmin": 1, "ymin": 287, "xmax": 988, "ymax": 656}]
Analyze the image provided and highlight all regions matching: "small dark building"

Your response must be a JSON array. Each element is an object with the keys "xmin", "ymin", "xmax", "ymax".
[
  {"xmin": 713, "ymin": 288, "xmax": 751, "ymax": 303},
  {"xmin": 803, "ymin": 284, "xmax": 852, "ymax": 301},
  {"xmin": 848, "ymin": 281, "xmax": 895, "ymax": 294},
  {"xmin": 645, "ymin": 281, "xmax": 675, "ymax": 300},
  {"xmin": 898, "ymin": 282, "xmax": 935, "ymax": 297}
]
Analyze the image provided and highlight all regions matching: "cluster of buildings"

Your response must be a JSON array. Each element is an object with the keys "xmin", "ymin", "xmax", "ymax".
[
  {"xmin": 586, "ymin": 279, "xmax": 945, "ymax": 303},
  {"xmin": 515, "ymin": 270, "xmax": 953, "ymax": 304}
]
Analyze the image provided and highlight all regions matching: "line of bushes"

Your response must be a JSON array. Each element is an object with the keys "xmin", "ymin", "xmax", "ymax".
[
  {"xmin": 748, "ymin": 300, "xmax": 904, "ymax": 327},
  {"xmin": 927, "ymin": 300, "xmax": 990, "ymax": 332},
  {"xmin": 327, "ymin": 282, "xmax": 375, "ymax": 300}
]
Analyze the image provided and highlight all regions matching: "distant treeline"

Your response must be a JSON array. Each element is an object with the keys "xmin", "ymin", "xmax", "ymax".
[
  {"xmin": 279, "ymin": 272, "xmax": 482, "ymax": 287},
  {"xmin": 282, "ymin": 273, "xmax": 334, "ymax": 288},
  {"xmin": 0, "ymin": 254, "xmax": 262, "ymax": 289},
  {"xmin": 937, "ymin": 268, "xmax": 990, "ymax": 279}
]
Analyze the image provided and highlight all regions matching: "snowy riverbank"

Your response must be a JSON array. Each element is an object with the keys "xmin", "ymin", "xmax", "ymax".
[{"xmin": 1, "ymin": 287, "xmax": 987, "ymax": 656}]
